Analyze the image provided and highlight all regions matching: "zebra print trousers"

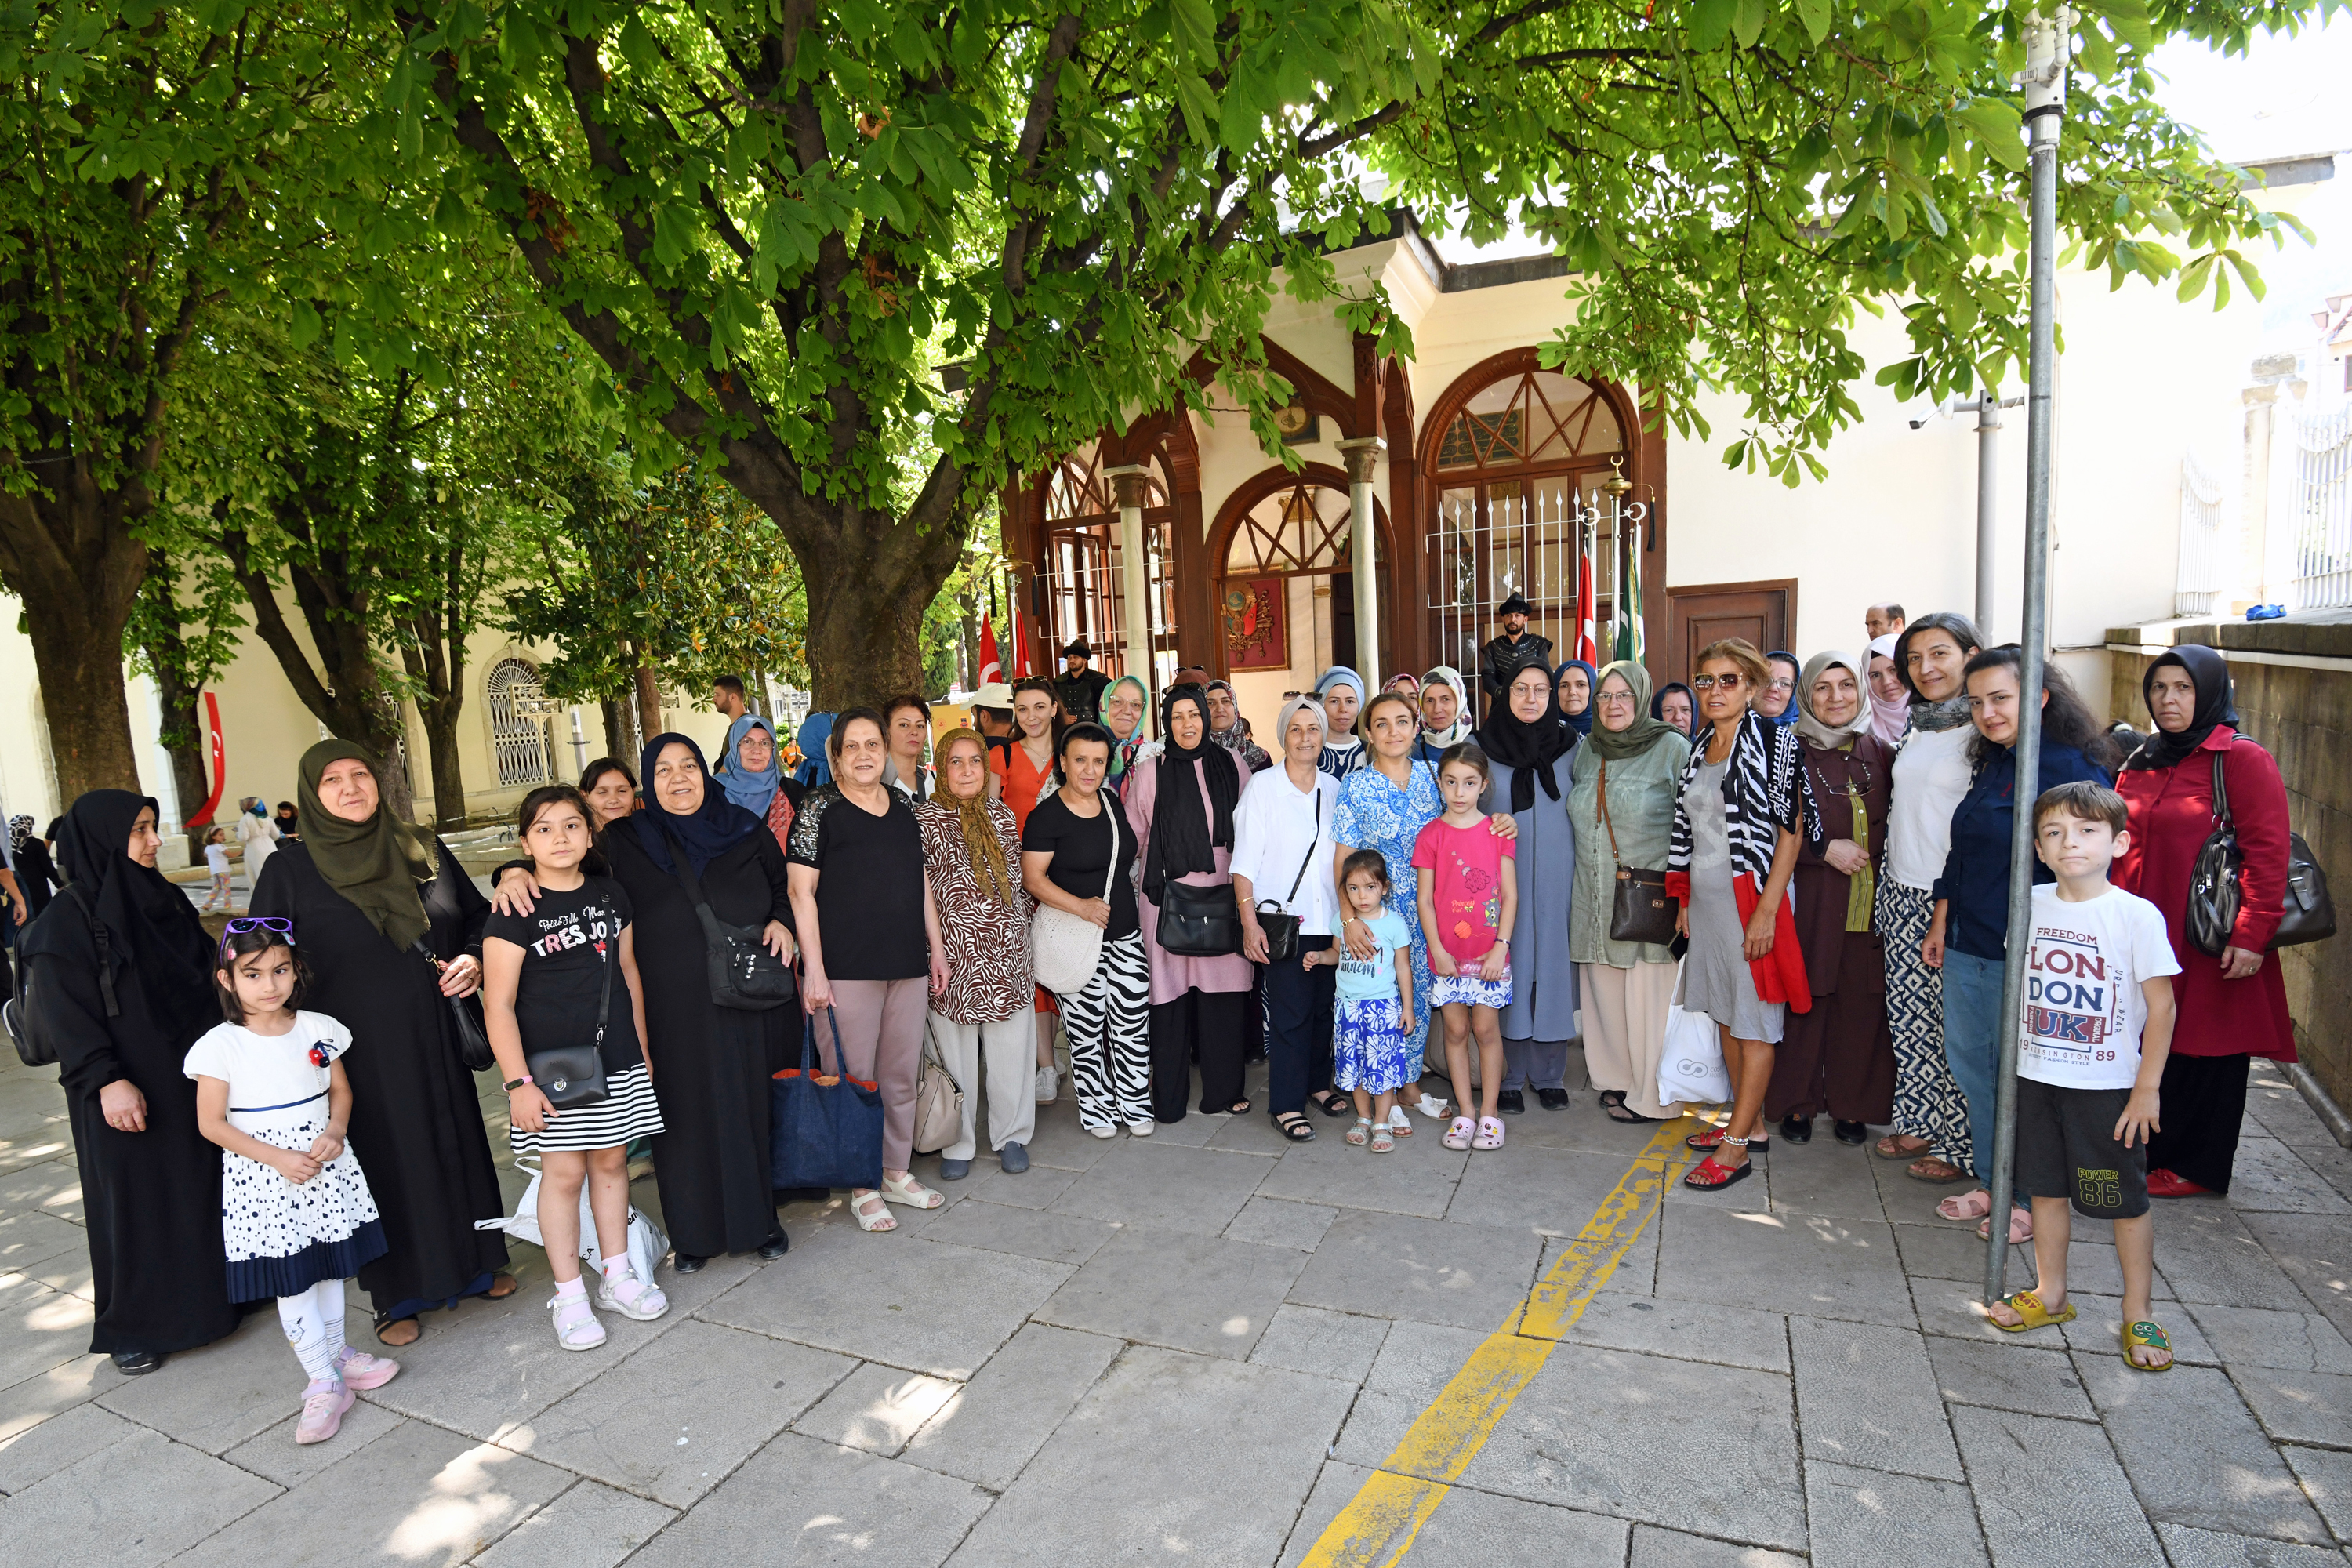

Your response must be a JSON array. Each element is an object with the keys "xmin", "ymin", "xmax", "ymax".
[
  {"xmin": 1877, "ymin": 880, "xmax": 1973, "ymax": 1171},
  {"xmin": 1062, "ymin": 931, "xmax": 1152, "ymax": 1131}
]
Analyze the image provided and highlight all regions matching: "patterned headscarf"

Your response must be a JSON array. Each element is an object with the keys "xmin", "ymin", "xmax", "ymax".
[
  {"xmin": 7, "ymin": 815, "xmax": 31, "ymax": 854},
  {"xmin": 1419, "ymin": 666, "xmax": 1473, "ymax": 747},
  {"xmin": 933, "ymin": 728, "xmax": 1018, "ymax": 906}
]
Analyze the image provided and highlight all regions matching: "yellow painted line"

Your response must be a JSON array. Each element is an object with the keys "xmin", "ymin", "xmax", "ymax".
[{"xmin": 1297, "ymin": 1120, "xmax": 1697, "ymax": 1567}]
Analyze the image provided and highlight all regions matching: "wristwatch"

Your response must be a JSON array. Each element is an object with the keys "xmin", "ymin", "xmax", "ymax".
[{"xmin": 503, "ymin": 1074, "xmax": 534, "ymax": 1092}]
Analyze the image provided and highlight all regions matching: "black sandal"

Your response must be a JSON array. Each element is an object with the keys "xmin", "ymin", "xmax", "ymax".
[
  {"xmin": 1316, "ymin": 1091, "xmax": 1352, "ymax": 1117},
  {"xmin": 1598, "ymin": 1091, "xmax": 1627, "ymax": 1112},
  {"xmin": 1226, "ymin": 1099, "xmax": 1252, "ymax": 1116},
  {"xmin": 1606, "ymin": 1104, "xmax": 1663, "ymax": 1123},
  {"xmin": 374, "ymin": 1312, "xmax": 422, "ymax": 1348},
  {"xmin": 1273, "ymin": 1112, "xmax": 1317, "ymax": 1142}
]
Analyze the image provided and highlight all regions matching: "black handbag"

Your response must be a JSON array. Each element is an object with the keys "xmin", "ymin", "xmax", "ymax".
[
  {"xmin": 414, "ymin": 939, "xmax": 496, "ymax": 1073},
  {"xmin": 2188, "ymin": 746, "xmax": 2335, "ymax": 957},
  {"xmin": 1601, "ymin": 758, "xmax": 1679, "ymax": 947},
  {"xmin": 1254, "ymin": 788, "xmax": 1323, "ymax": 964},
  {"xmin": 1152, "ymin": 762, "xmax": 1242, "ymax": 958},
  {"xmin": 526, "ymin": 893, "xmax": 613, "ymax": 1108},
  {"xmin": 663, "ymin": 829, "xmax": 797, "ymax": 1011}
]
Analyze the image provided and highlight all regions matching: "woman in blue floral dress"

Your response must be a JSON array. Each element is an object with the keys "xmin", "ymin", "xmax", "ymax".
[{"xmin": 1332, "ymin": 692, "xmax": 1517, "ymax": 1116}]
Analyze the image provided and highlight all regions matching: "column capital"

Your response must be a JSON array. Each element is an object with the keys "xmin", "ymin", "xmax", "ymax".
[
  {"xmin": 1334, "ymin": 436, "xmax": 1387, "ymax": 485},
  {"xmin": 1102, "ymin": 463, "xmax": 1152, "ymax": 510}
]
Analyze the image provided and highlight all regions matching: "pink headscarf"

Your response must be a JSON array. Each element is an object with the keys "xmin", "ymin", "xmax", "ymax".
[{"xmin": 1866, "ymin": 633, "xmax": 1909, "ymax": 746}]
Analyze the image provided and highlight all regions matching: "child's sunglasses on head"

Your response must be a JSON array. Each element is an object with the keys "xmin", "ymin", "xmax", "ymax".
[{"xmin": 217, "ymin": 916, "xmax": 296, "ymax": 965}]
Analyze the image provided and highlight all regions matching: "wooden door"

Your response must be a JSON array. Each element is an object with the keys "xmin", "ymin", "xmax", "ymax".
[{"xmin": 1664, "ymin": 579, "xmax": 1796, "ymax": 684}]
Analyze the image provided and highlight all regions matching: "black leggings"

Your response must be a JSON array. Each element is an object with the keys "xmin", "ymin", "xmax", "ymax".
[{"xmin": 2144, "ymin": 1052, "xmax": 2250, "ymax": 1195}]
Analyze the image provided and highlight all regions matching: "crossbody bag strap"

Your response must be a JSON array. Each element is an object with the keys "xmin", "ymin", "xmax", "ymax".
[
  {"xmin": 1599, "ymin": 757, "xmax": 1623, "ymax": 862},
  {"xmin": 1100, "ymin": 789, "xmax": 1121, "ymax": 901},
  {"xmin": 2210, "ymin": 747, "xmax": 2234, "ymax": 831},
  {"xmin": 1283, "ymin": 787, "xmax": 1323, "ymax": 906},
  {"xmin": 591, "ymin": 882, "xmax": 615, "ymax": 1050},
  {"xmin": 660, "ymin": 828, "xmax": 718, "ymax": 913},
  {"xmin": 61, "ymin": 884, "xmax": 118, "ymax": 1020}
]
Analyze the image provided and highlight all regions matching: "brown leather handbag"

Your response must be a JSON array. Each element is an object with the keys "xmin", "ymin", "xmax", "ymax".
[{"xmin": 1601, "ymin": 759, "xmax": 1679, "ymax": 946}]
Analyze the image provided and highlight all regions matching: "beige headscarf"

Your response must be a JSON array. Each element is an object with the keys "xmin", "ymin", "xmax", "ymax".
[{"xmin": 1794, "ymin": 652, "xmax": 1872, "ymax": 750}]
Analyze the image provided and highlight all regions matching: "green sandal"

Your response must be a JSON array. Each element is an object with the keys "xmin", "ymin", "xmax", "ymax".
[{"xmin": 2124, "ymin": 1320, "xmax": 2174, "ymax": 1372}]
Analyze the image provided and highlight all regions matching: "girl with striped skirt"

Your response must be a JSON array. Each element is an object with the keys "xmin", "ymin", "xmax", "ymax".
[{"xmin": 482, "ymin": 786, "xmax": 670, "ymax": 1352}]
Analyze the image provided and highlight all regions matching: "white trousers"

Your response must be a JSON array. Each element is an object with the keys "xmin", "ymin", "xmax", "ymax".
[{"xmin": 926, "ymin": 1009, "xmax": 1040, "ymax": 1160}]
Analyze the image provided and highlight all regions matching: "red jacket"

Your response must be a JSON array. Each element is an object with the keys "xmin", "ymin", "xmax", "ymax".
[{"xmin": 2113, "ymin": 727, "xmax": 2296, "ymax": 1062}]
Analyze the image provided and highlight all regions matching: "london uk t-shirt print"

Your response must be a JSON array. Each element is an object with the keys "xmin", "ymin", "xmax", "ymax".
[{"xmin": 2019, "ymin": 883, "xmax": 2181, "ymax": 1091}]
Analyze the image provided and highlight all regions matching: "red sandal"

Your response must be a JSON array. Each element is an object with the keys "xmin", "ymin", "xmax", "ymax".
[
  {"xmin": 1682, "ymin": 1154, "xmax": 1755, "ymax": 1189},
  {"xmin": 1686, "ymin": 1126, "xmax": 1768, "ymax": 1153}
]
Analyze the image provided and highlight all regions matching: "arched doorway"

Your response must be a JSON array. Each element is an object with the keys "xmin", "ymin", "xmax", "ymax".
[
  {"xmin": 1419, "ymin": 355, "xmax": 1641, "ymax": 712},
  {"xmin": 1209, "ymin": 466, "xmax": 1396, "ymax": 730},
  {"xmin": 1033, "ymin": 444, "xmax": 1182, "ymax": 688}
]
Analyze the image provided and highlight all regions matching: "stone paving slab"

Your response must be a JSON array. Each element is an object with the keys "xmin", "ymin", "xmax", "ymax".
[
  {"xmin": 1456, "ymin": 1341, "xmax": 1808, "ymax": 1550},
  {"xmin": 1625, "ymin": 1521, "xmax": 1808, "ymax": 1566},
  {"xmin": 793, "ymin": 1359, "xmax": 960, "ymax": 1458},
  {"xmin": 1789, "ymin": 1316, "xmax": 1963, "ymax": 1481},
  {"xmin": 1225, "ymin": 1193, "xmax": 1340, "ymax": 1250},
  {"xmin": 0, "ymin": 1398, "xmax": 142, "ymax": 1494},
  {"xmin": 1253, "ymin": 1120, "xmax": 1471, "ymax": 1218},
  {"xmin": 1923, "ymin": 1334, "xmax": 2098, "ymax": 1421},
  {"xmin": 179, "ymin": 1420, "xmax": 568, "ymax": 1568},
  {"xmin": 1560, "ymin": 1294, "xmax": 1791, "ymax": 1374},
  {"xmin": 0, "ymin": 1422, "xmax": 281, "ymax": 1568},
  {"xmin": 1657, "ymin": 1206, "xmax": 1917, "ymax": 1327},
  {"xmin": 2229, "ymin": 1137, "xmax": 2352, "ymax": 1215},
  {"xmin": 2078, "ymin": 1355, "xmax": 2330, "ymax": 1544},
  {"xmin": 946, "ymin": 1345, "xmax": 1352, "ymax": 1568},
  {"xmin": 1805, "ymin": 1459, "xmax": 1991, "ymax": 1568},
  {"xmin": 1247, "ymin": 1301, "xmax": 1392, "ymax": 1384},
  {"xmin": 1034, "ymin": 1225, "xmax": 1304, "ymax": 1359},
  {"xmin": 1047, "ymin": 1139, "xmax": 1274, "ymax": 1236},
  {"xmin": 500, "ymin": 1317, "xmax": 853, "ymax": 1506},
  {"xmin": 898, "ymin": 1322, "xmax": 1121, "ymax": 1490},
  {"xmin": 626, "ymin": 1429, "xmax": 991, "ymax": 1568},
  {"xmin": 1950, "ymin": 1404, "xmax": 2165, "ymax": 1566},
  {"xmin": 470, "ymin": 1479, "xmax": 677, "ymax": 1568},
  {"xmin": 2279, "ymin": 1443, "xmax": 2352, "ymax": 1541},
  {"xmin": 1287, "ymin": 1210, "xmax": 1543, "ymax": 1330},
  {"xmin": 2153, "ymin": 1522, "xmax": 2350, "ymax": 1567}
]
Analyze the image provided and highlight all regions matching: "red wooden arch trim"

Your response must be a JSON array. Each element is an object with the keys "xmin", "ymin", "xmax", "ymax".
[
  {"xmin": 1414, "ymin": 346, "xmax": 1643, "ymax": 486},
  {"xmin": 1258, "ymin": 338, "xmax": 1363, "ymax": 441},
  {"xmin": 1205, "ymin": 462, "xmax": 1396, "ymax": 577}
]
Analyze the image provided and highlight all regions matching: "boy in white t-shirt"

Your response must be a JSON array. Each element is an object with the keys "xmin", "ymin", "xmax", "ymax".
[{"xmin": 1986, "ymin": 782, "xmax": 2180, "ymax": 1370}]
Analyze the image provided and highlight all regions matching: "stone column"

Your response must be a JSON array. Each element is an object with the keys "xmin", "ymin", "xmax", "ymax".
[
  {"xmin": 1336, "ymin": 437, "xmax": 1387, "ymax": 690},
  {"xmin": 1104, "ymin": 464, "xmax": 1153, "ymax": 688}
]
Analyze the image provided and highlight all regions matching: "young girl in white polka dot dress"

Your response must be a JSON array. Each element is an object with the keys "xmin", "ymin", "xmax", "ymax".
[{"xmin": 186, "ymin": 920, "xmax": 400, "ymax": 1446}]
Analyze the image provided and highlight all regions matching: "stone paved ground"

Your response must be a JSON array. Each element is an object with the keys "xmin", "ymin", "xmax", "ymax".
[{"xmin": 6, "ymin": 1033, "xmax": 2352, "ymax": 1567}]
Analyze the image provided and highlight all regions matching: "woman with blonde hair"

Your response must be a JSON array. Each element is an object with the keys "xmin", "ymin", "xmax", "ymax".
[{"xmin": 1668, "ymin": 639, "xmax": 1805, "ymax": 1189}]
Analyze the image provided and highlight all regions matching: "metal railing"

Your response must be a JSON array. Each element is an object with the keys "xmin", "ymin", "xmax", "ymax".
[
  {"xmin": 2175, "ymin": 450, "xmax": 2232, "ymax": 617},
  {"xmin": 2294, "ymin": 405, "xmax": 2352, "ymax": 610}
]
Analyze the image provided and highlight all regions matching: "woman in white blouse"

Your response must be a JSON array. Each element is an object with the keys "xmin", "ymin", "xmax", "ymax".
[{"xmin": 1233, "ymin": 695, "xmax": 1341, "ymax": 1143}]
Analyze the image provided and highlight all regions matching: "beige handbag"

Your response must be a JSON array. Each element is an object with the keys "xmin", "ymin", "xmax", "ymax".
[
  {"xmin": 1029, "ymin": 790, "xmax": 1121, "ymax": 996},
  {"xmin": 912, "ymin": 1050, "xmax": 964, "ymax": 1156}
]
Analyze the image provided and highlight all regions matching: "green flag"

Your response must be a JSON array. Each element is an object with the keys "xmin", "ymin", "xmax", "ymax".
[{"xmin": 1615, "ymin": 523, "xmax": 1645, "ymax": 663}]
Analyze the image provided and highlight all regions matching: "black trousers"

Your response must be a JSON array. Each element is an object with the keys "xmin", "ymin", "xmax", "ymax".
[
  {"xmin": 1265, "ymin": 938, "xmax": 1338, "ymax": 1118},
  {"xmin": 1150, "ymin": 988, "xmax": 1248, "ymax": 1121},
  {"xmin": 2145, "ymin": 1051, "xmax": 2251, "ymax": 1196}
]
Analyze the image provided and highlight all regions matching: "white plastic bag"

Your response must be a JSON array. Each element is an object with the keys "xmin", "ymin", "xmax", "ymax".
[
  {"xmin": 1657, "ymin": 995, "xmax": 1732, "ymax": 1109},
  {"xmin": 477, "ymin": 1156, "xmax": 671, "ymax": 1283}
]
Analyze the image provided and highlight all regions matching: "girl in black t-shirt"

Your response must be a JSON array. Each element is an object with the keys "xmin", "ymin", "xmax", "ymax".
[{"xmin": 482, "ymin": 786, "xmax": 670, "ymax": 1351}]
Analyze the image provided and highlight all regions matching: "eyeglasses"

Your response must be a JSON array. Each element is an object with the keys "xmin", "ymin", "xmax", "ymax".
[
  {"xmin": 217, "ymin": 916, "xmax": 295, "ymax": 964},
  {"xmin": 1595, "ymin": 691, "xmax": 1639, "ymax": 706},
  {"xmin": 1690, "ymin": 674, "xmax": 1744, "ymax": 691}
]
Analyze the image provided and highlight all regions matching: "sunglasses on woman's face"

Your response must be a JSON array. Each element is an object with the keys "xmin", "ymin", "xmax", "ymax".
[{"xmin": 1690, "ymin": 674, "xmax": 1744, "ymax": 691}]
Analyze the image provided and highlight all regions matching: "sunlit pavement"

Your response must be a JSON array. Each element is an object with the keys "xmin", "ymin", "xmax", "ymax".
[{"xmin": 5, "ymin": 1033, "xmax": 2352, "ymax": 1566}]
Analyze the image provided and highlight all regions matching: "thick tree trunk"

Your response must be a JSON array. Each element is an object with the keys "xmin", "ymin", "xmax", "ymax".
[
  {"xmin": 0, "ymin": 486, "xmax": 147, "ymax": 802},
  {"xmin": 802, "ymin": 566, "xmax": 931, "ymax": 710},
  {"xmin": 601, "ymin": 695, "xmax": 633, "ymax": 766},
  {"xmin": 416, "ymin": 698, "xmax": 467, "ymax": 830},
  {"xmin": 634, "ymin": 663, "xmax": 663, "ymax": 744}
]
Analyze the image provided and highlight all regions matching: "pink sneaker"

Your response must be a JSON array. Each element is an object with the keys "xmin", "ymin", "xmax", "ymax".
[
  {"xmin": 332, "ymin": 1346, "xmax": 401, "ymax": 1391},
  {"xmin": 294, "ymin": 1378, "xmax": 354, "ymax": 1445}
]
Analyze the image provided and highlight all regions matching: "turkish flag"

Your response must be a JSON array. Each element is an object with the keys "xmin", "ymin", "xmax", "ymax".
[{"xmin": 978, "ymin": 615, "xmax": 1002, "ymax": 684}]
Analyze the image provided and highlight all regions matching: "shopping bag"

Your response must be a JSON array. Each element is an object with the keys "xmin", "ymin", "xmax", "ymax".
[
  {"xmin": 1657, "ymin": 996, "xmax": 1732, "ymax": 1108},
  {"xmin": 770, "ymin": 1006, "xmax": 885, "ymax": 1191},
  {"xmin": 476, "ymin": 1155, "xmax": 670, "ymax": 1280}
]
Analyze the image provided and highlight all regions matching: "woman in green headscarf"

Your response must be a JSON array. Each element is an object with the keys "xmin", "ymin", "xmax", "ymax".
[
  {"xmin": 249, "ymin": 740, "xmax": 514, "ymax": 1347},
  {"xmin": 1566, "ymin": 661, "xmax": 1693, "ymax": 1121}
]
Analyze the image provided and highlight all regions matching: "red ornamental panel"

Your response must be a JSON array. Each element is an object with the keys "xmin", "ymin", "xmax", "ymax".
[{"xmin": 1222, "ymin": 577, "xmax": 1288, "ymax": 670}]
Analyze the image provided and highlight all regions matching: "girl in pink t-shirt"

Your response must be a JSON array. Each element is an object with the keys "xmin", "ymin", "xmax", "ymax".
[{"xmin": 1413, "ymin": 745, "xmax": 1518, "ymax": 1152}]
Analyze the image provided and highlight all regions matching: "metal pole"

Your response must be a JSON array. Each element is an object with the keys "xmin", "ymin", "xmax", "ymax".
[
  {"xmin": 1338, "ymin": 437, "xmax": 1387, "ymax": 691},
  {"xmin": 1975, "ymin": 387, "xmax": 2001, "ymax": 635},
  {"xmin": 1104, "ymin": 465, "xmax": 1153, "ymax": 691},
  {"xmin": 1985, "ymin": 4, "xmax": 2071, "ymax": 1309}
]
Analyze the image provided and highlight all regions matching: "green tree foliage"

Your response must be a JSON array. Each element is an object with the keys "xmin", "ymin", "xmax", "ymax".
[
  {"xmin": 379, "ymin": 0, "xmax": 2325, "ymax": 698},
  {"xmin": 0, "ymin": 2, "xmax": 362, "ymax": 797},
  {"xmin": 505, "ymin": 456, "xmax": 810, "ymax": 733}
]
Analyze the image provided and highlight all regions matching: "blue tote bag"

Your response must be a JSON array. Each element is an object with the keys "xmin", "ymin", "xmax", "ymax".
[{"xmin": 771, "ymin": 1006, "xmax": 884, "ymax": 1192}]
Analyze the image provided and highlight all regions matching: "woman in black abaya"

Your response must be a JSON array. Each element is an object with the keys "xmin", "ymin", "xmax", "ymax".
[
  {"xmin": 495, "ymin": 734, "xmax": 797, "ymax": 1270},
  {"xmin": 249, "ymin": 741, "xmax": 514, "ymax": 1347},
  {"xmin": 22, "ymin": 791, "xmax": 238, "ymax": 1373}
]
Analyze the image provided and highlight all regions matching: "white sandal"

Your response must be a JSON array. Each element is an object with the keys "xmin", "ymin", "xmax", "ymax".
[
  {"xmin": 1345, "ymin": 1116, "xmax": 1373, "ymax": 1147},
  {"xmin": 880, "ymin": 1172, "xmax": 944, "ymax": 1210},
  {"xmin": 1388, "ymin": 1106, "xmax": 1414, "ymax": 1138},
  {"xmin": 850, "ymin": 1189, "xmax": 898, "ymax": 1232},
  {"xmin": 549, "ymin": 1290, "xmax": 606, "ymax": 1351}
]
